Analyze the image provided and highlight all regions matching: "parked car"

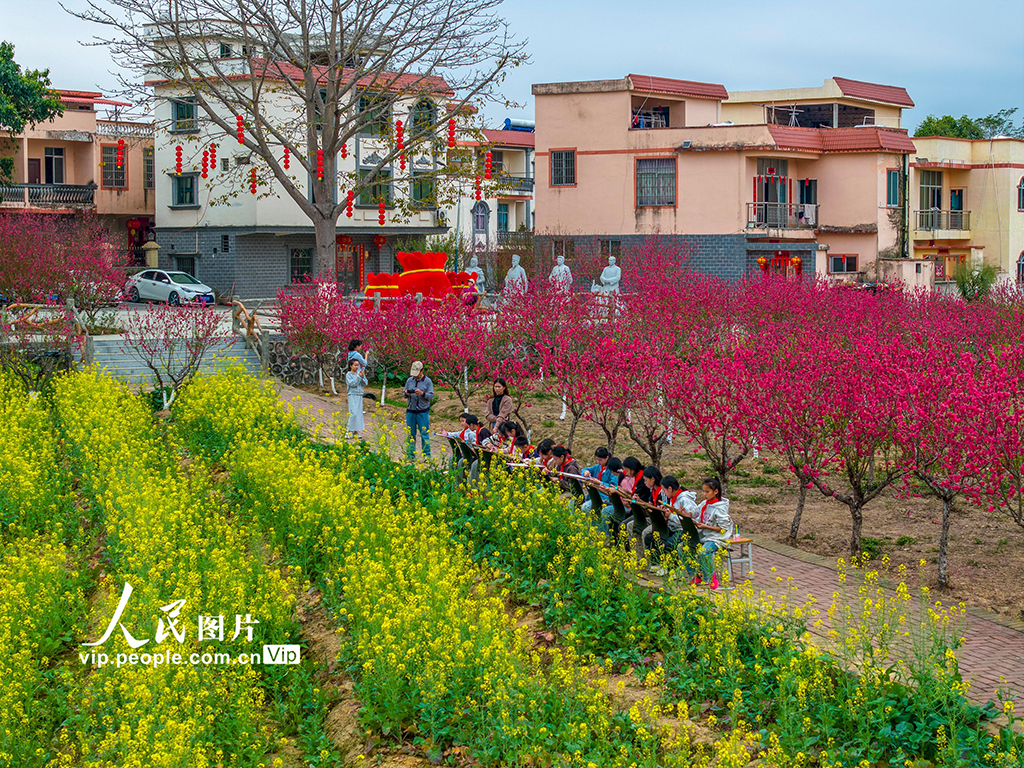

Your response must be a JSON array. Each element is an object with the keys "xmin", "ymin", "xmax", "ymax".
[{"xmin": 125, "ymin": 270, "xmax": 216, "ymax": 306}]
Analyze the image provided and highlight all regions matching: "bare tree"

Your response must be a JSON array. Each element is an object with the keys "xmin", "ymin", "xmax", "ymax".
[{"xmin": 70, "ymin": 0, "xmax": 527, "ymax": 275}]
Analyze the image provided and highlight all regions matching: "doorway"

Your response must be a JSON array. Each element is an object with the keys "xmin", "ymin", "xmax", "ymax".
[
  {"xmin": 950, "ymin": 189, "xmax": 965, "ymax": 229},
  {"xmin": 27, "ymin": 159, "xmax": 41, "ymax": 184}
]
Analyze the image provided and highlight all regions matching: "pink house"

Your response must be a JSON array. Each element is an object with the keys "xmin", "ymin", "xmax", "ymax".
[{"xmin": 532, "ymin": 74, "xmax": 917, "ymax": 280}]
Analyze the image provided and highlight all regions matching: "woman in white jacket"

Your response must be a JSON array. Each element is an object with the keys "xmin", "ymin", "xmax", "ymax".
[
  {"xmin": 345, "ymin": 358, "xmax": 369, "ymax": 437},
  {"xmin": 685, "ymin": 477, "xmax": 735, "ymax": 589}
]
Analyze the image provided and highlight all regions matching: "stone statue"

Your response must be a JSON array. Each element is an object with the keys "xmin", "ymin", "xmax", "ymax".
[
  {"xmin": 597, "ymin": 256, "xmax": 622, "ymax": 294},
  {"xmin": 504, "ymin": 253, "xmax": 529, "ymax": 294},
  {"xmin": 468, "ymin": 254, "xmax": 486, "ymax": 292},
  {"xmin": 548, "ymin": 255, "xmax": 573, "ymax": 291}
]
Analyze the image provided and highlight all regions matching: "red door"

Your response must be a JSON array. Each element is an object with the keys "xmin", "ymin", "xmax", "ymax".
[{"xmin": 27, "ymin": 159, "xmax": 41, "ymax": 184}]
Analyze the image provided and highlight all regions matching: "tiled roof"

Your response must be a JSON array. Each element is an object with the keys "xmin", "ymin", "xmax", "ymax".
[
  {"xmin": 768, "ymin": 125, "xmax": 916, "ymax": 153},
  {"xmin": 832, "ymin": 77, "xmax": 915, "ymax": 108},
  {"xmin": 482, "ymin": 129, "xmax": 535, "ymax": 148},
  {"xmin": 626, "ymin": 74, "xmax": 728, "ymax": 101}
]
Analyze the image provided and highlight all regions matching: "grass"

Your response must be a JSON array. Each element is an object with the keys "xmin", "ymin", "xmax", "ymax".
[{"xmin": 896, "ymin": 536, "xmax": 917, "ymax": 547}]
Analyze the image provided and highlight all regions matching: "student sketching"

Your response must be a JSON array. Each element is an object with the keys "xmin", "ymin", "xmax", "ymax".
[
  {"xmin": 643, "ymin": 475, "xmax": 698, "ymax": 574},
  {"xmin": 443, "ymin": 413, "xmax": 483, "ymax": 446},
  {"xmin": 602, "ymin": 456, "xmax": 644, "ymax": 537},
  {"xmin": 626, "ymin": 466, "xmax": 662, "ymax": 558},
  {"xmin": 485, "ymin": 378, "xmax": 514, "ymax": 431},
  {"xmin": 680, "ymin": 478, "xmax": 735, "ymax": 590},
  {"xmin": 534, "ymin": 438, "xmax": 556, "ymax": 469},
  {"xmin": 472, "ymin": 422, "xmax": 522, "ymax": 482},
  {"xmin": 550, "ymin": 445, "xmax": 581, "ymax": 494},
  {"xmin": 580, "ymin": 447, "xmax": 615, "ymax": 515}
]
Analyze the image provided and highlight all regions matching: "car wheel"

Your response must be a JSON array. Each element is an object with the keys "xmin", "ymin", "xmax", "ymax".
[
  {"xmin": 128, "ymin": 286, "xmax": 140, "ymax": 303},
  {"xmin": 168, "ymin": 291, "xmax": 181, "ymax": 306}
]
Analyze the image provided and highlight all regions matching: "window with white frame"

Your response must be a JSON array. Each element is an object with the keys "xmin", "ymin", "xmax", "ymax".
[
  {"xmin": 44, "ymin": 147, "xmax": 64, "ymax": 184},
  {"xmin": 829, "ymin": 254, "xmax": 858, "ymax": 274},
  {"xmin": 886, "ymin": 169, "xmax": 900, "ymax": 207},
  {"xmin": 636, "ymin": 157, "xmax": 675, "ymax": 207},
  {"xmin": 101, "ymin": 145, "xmax": 127, "ymax": 188},
  {"xmin": 550, "ymin": 150, "xmax": 575, "ymax": 186},
  {"xmin": 171, "ymin": 98, "xmax": 197, "ymax": 133},
  {"xmin": 290, "ymin": 248, "xmax": 313, "ymax": 283},
  {"xmin": 1018, "ymin": 177, "xmax": 1024, "ymax": 211},
  {"xmin": 171, "ymin": 174, "xmax": 198, "ymax": 207},
  {"xmin": 143, "ymin": 148, "xmax": 154, "ymax": 189}
]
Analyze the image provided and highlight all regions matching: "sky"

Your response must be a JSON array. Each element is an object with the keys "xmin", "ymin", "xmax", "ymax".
[{"xmin": 2, "ymin": 0, "xmax": 1022, "ymax": 131}]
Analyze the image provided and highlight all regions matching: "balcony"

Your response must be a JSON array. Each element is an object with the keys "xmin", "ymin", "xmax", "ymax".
[
  {"xmin": 494, "ymin": 172, "xmax": 534, "ymax": 195},
  {"xmin": 0, "ymin": 183, "xmax": 97, "ymax": 209},
  {"xmin": 913, "ymin": 209, "xmax": 971, "ymax": 239},
  {"xmin": 497, "ymin": 230, "xmax": 535, "ymax": 251},
  {"xmin": 746, "ymin": 202, "xmax": 818, "ymax": 230}
]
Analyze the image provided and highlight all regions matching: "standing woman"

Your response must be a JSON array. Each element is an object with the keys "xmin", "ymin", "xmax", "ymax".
[
  {"xmin": 345, "ymin": 358, "xmax": 369, "ymax": 438},
  {"xmin": 485, "ymin": 378, "xmax": 514, "ymax": 431}
]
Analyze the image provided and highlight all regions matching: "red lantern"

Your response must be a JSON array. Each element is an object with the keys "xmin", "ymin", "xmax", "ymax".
[
  {"xmin": 378, "ymin": 197, "xmax": 386, "ymax": 226},
  {"xmin": 373, "ymin": 234, "xmax": 387, "ymax": 248},
  {"xmin": 209, "ymin": 143, "xmax": 217, "ymax": 173},
  {"xmin": 174, "ymin": 145, "xmax": 183, "ymax": 175},
  {"xmin": 201, "ymin": 149, "xmax": 209, "ymax": 179},
  {"xmin": 790, "ymin": 256, "xmax": 802, "ymax": 268},
  {"xmin": 116, "ymin": 137, "xmax": 125, "ymax": 169},
  {"xmin": 125, "ymin": 218, "xmax": 140, "ymax": 232},
  {"xmin": 316, "ymin": 148, "xmax": 324, "ymax": 180},
  {"xmin": 336, "ymin": 234, "xmax": 353, "ymax": 247},
  {"xmin": 474, "ymin": 174, "xmax": 482, "ymax": 201},
  {"xmin": 250, "ymin": 167, "xmax": 257, "ymax": 195},
  {"xmin": 346, "ymin": 189, "xmax": 354, "ymax": 219},
  {"xmin": 341, "ymin": 142, "xmax": 348, "ymax": 160},
  {"xmin": 484, "ymin": 150, "xmax": 492, "ymax": 180},
  {"xmin": 756, "ymin": 256, "xmax": 769, "ymax": 274},
  {"xmin": 236, "ymin": 115, "xmax": 245, "ymax": 144},
  {"xmin": 447, "ymin": 118, "xmax": 456, "ymax": 149},
  {"xmin": 283, "ymin": 145, "xmax": 290, "ymax": 170},
  {"xmin": 396, "ymin": 119, "xmax": 405, "ymax": 171}
]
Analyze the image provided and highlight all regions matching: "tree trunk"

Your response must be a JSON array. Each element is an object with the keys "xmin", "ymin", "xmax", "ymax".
[
  {"xmin": 849, "ymin": 502, "xmax": 863, "ymax": 559},
  {"xmin": 789, "ymin": 480, "xmax": 807, "ymax": 543},
  {"xmin": 567, "ymin": 411, "xmax": 581, "ymax": 453},
  {"xmin": 938, "ymin": 497, "xmax": 952, "ymax": 588},
  {"xmin": 314, "ymin": 213, "xmax": 340, "ymax": 280}
]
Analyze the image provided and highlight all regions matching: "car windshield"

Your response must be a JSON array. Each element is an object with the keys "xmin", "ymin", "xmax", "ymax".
[{"xmin": 170, "ymin": 273, "xmax": 201, "ymax": 285}]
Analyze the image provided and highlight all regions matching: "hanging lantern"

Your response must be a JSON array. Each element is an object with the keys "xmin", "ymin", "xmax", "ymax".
[
  {"xmin": 209, "ymin": 143, "xmax": 217, "ymax": 173},
  {"xmin": 346, "ymin": 189, "xmax": 354, "ymax": 218},
  {"xmin": 116, "ymin": 137, "xmax": 125, "ymax": 169},
  {"xmin": 396, "ymin": 119, "xmax": 406, "ymax": 171},
  {"xmin": 340, "ymin": 142, "xmax": 348, "ymax": 160},
  {"xmin": 790, "ymin": 255, "xmax": 802, "ymax": 268},
  {"xmin": 485, "ymin": 150, "xmax": 493, "ymax": 180},
  {"xmin": 174, "ymin": 145, "xmax": 183, "ymax": 175},
  {"xmin": 378, "ymin": 197, "xmax": 386, "ymax": 226},
  {"xmin": 283, "ymin": 145, "xmax": 290, "ymax": 170},
  {"xmin": 372, "ymin": 234, "xmax": 387, "ymax": 248},
  {"xmin": 201, "ymin": 149, "xmax": 209, "ymax": 179},
  {"xmin": 236, "ymin": 114, "xmax": 245, "ymax": 144},
  {"xmin": 447, "ymin": 118, "xmax": 456, "ymax": 149},
  {"xmin": 756, "ymin": 256, "xmax": 768, "ymax": 273},
  {"xmin": 474, "ymin": 174, "xmax": 482, "ymax": 201},
  {"xmin": 336, "ymin": 234, "xmax": 353, "ymax": 247},
  {"xmin": 316, "ymin": 148, "xmax": 324, "ymax": 180},
  {"xmin": 250, "ymin": 167, "xmax": 257, "ymax": 195}
]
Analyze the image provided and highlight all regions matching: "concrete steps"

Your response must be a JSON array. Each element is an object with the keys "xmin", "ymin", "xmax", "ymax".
[{"xmin": 84, "ymin": 336, "xmax": 262, "ymax": 385}]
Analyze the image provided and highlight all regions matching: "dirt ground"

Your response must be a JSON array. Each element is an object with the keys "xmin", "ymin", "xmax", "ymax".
[{"xmin": 292, "ymin": 378, "xmax": 1024, "ymax": 623}]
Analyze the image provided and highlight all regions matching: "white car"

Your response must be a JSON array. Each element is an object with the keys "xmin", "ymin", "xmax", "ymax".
[{"xmin": 126, "ymin": 270, "xmax": 216, "ymax": 306}]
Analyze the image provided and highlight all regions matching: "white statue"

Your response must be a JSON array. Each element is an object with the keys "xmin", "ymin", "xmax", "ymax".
[
  {"xmin": 549, "ymin": 255, "xmax": 573, "ymax": 291},
  {"xmin": 468, "ymin": 254, "xmax": 486, "ymax": 292},
  {"xmin": 504, "ymin": 253, "xmax": 529, "ymax": 294},
  {"xmin": 598, "ymin": 256, "xmax": 622, "ymax": 294}
]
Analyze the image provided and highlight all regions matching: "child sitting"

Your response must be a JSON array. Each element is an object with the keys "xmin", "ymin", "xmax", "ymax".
[
  {"xmin": 550, "ymin": 445, "xmax": 582, "ymax": 494},
  {"xmin": 581, "ymin": 447, "xmax": 614, "ymax": 515},
  {"xmin": 681, "ymin": 478, "xmax": 735, "ymax": 589}
]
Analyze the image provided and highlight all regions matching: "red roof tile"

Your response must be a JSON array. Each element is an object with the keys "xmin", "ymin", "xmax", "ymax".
[
  {"xmin": 768, "ymin": 125, "xmax": 916, "ymax": 153},
  {"xmin": 482, "ymin": 129, "xmax": 535, "ymax": 148},
  {"xmin": 832, "ymin": 77, "xmax": 914, "ymax": 108},
  {"xmin": 626, "ymin": 74, "xmax": 728, "ymax": 101},
  {"xmin": 765, "ymin": 126, "xmax": 824, "ymax": 152}
]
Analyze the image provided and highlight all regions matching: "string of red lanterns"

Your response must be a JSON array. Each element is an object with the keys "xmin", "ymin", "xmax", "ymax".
[
  {"xmin": 346, "ymin": 190, "xmax": 354, "ymax": 218},
  {"xmin": 447, "ymin": 118, "xmax": 456, "ymax": 149},
  {"xmin": 209, "ymin": 143, "xmax": 217, "ymax": 174},
  {"xmin": 340, "ymin": 142, "xmax": 348, "ymax": 160},
  {"xmin": 283, "ymin": 145, "xmax": 290, "ymax": 170},
  {"xmin": 236, "ymin": 115, "xmax": 245, "ymax": 144},
  {"xmin": 484, "ymin": 150, "xmax": 492, "ymax": 180},
  {"xmin": 378, "ymin": 197, "xmax": 386, "ymax": 226},
  {"xmin": 174, "ymin": 145, "xmax": 183, "ymax": 175},
  {"xmin": 396, "ymin": 119, "xmax": 406, "ymax": 172},
  {"xmin": 116, "ymin": 137, "xmax": 125, "ymax": 169},
  {"xmin": 249, "ymin": 167, "xmax": 257, "ymax": 195},
  {"xmin": 201, "ymin": 149, "xmax": 209, "ymax": 179},
  {"xmin": 474, "ymin": 173, "xmax": 482, "ymax": 201},
  {"xmin": 316, "ymin": 148, "xmax": 324, "ymax": 180}
]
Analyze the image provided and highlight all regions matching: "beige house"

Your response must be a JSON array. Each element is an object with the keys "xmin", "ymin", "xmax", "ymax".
[
  {"xmin": 0, "ymin": 90, "xmax": 156, "ymax": 261},
  {"xmin": 532, "ymin": 74, "xmax": 917, "ymax": 280},
  {"xmin": 906, "ymin": 136, "xmax": 1024, "ymax": 288}
]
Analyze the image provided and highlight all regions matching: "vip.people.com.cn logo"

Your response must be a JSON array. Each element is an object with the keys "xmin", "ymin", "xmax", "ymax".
[{"xmin": 78, "ymin": 582, "xmax": 300, "ymax": 668}]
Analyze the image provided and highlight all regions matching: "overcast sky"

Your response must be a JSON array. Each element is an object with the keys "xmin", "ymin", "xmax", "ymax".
[{"xmin": 2, "ymin": 0, "xmax": 1021, "ymax": 130}]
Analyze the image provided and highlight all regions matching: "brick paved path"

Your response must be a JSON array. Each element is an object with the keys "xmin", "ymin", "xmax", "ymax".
[{"xmin": 745, "ymin": 538, "xmax": 1024, "ymax": 706}]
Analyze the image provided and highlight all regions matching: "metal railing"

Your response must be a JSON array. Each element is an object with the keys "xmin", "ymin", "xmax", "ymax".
[
  {"xmin": 496, "ymin": 230, "xmax": 535, "ymax": 250},
  {"xmin": 915, "ymin": 209, "xmax": 971, "ymax": 231},
  {"xmin": 494, "ymin": 172, "xmax": 534, "ymax": 194},
  {"xmin": 0, "ymin": 183, "xmax": 97, "ymax": 207},
  {"xmin": 746, "ymin": 202, "xmax": 818, "ymax": 229}
]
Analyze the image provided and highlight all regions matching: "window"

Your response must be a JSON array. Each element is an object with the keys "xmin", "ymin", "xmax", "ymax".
[
  {"xmin": 358, "ymin": 168, "xmax": 392, "ymax": 206},
  {"xmin": 221, "ymin": 158, "xmax": 230, "ymax": 172},
  {"xmin": 491, "ymin": 150, "xmax": 504, "ymax": 173},
  {"xmin": 600, "ymin": 239, "xmax": 622, "ymax": 257},
  {"xmin": 410, "ymin": 99, "xmax": 436, "ymax": 133},
  {"xmin": 221, "ymin": 235, "xmax": 231, "ymax": 253},
  {"xmin": 171, "ymin": 174, "xmax": 198, "ymax": 207},
  {"xmin": 358, "ymin": 96, "xmax": 390, "ymax": 136},
  {"xmin": 472, "ymin": 201, "xmax": 489, "ymax": 233},
  {"xmin": 920, "ymin": 170, "xmax": 943, "ymax": 210},
  {"xmin": 171, "ymin": 98, "xmax": 197, "ymax": 133},
  {"xmin": 497, "ymin": 203, "xmax": 509, "ymax": 232},
  {"xmin": 636, "ymin": 157, "xmax": 676, "ymax": 207},
  {"xmin": 550, "ymin": 150, "xmax": 575, "ymax": 186},
  {"xmin": 551, "ymin": 239, "xmax": 575, "ymax": 259},
  {"xmin": 290, "ymin": 248, "xmax": 313, "ymax": 283},
  {"xmin": 799, "ymin": 179, "xmax": 818, "ymax": 205},
  {"xmin": 410, "ymin": 170, "xmax": 434, "ymax": 206},
  {"xmin": 829, "ymin": 254, "xmax": 858, "ymax": 274},
  {"xmin": 44, "ymin": 147, "xmax": 64, "ymax": 184},
  {"xmin": 886, "ymin": 169, "xmax": 900, "ymax": 207},
  {"xmin": 219, "ymin": 42, "xmax": 233, "ymax": 58},
  {"xmin": 175, "ymin": 256, "xmax": 196, "ymax": 276},
  {"xmin": 1018, "ymin": 178, "xmax": 1024, "ymax": 211},
  {"xmin": 143, "ymin": 148, "xmax": 154, "ymax": 189},
  {"xmin": 101, "ymin": 145, "xmax": 127, "ymax": 188}
]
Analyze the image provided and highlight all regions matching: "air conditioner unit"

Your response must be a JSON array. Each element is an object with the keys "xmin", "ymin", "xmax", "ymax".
[{"xmin": 436, "ymin": 210, "xmax": 448, "ymax": 227}]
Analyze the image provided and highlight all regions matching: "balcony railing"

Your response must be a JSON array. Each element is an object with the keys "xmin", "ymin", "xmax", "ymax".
[
  {"xmin": 746, "ymin": 202, "xmax": 818, "ymax": 230},
  {"xmin": 494, "ymin": 172, "xmax": 534, "ymax": 194},
  {"xmin": 915, "ymin": 209, "xmax": 971, "ymax": 232},
  {"xmin": 497, "ymin": 230, "xmax": 535, "ymax": 250},
  {"xmin": 0, "ymin": 183, "xmax": 97, "ymax": 208}
]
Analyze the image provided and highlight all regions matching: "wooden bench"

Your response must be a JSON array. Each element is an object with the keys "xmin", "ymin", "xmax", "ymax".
[{"xmin": 726, "ymin": 537, "xmax": 754, "ymax": 582}]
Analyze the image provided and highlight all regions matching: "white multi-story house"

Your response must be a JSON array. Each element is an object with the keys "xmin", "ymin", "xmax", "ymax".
[{"xmin": 146, "ymin": 30, "xmax": 455, "ymax": 298}]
